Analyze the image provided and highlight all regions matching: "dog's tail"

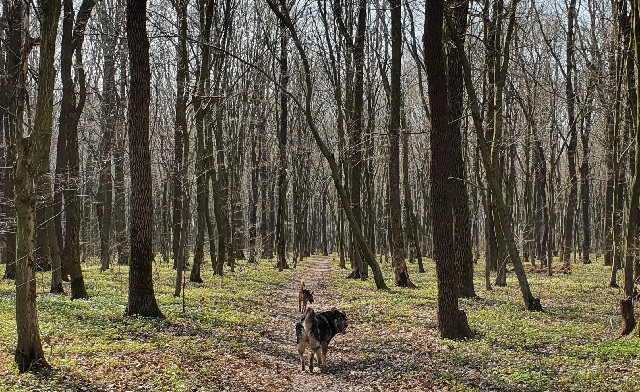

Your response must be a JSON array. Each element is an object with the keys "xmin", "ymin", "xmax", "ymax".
[{"xmin": 300, "ymin": 279, "xmax": 305, "ymax": 291}]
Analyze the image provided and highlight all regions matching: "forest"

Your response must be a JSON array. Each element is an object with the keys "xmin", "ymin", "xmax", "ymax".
[{"xmin": 1, "ymin": 0, "xmax": 640, "ymax": 390}]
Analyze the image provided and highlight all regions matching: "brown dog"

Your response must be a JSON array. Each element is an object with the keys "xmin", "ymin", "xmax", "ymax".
[{"xmin": 298, "ymin": 280, "xmax": 314, "ymax": 313}]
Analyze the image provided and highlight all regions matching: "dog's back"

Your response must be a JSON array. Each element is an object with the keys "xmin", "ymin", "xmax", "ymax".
[{"xmin": 297, "ymin": 307, "xmax": 318, "ymax": 346}]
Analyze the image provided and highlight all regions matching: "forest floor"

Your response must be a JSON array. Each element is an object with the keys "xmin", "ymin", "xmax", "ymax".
[{"xmin": 1, "ymin": 254, "xmax": 640, "ymax": 391}]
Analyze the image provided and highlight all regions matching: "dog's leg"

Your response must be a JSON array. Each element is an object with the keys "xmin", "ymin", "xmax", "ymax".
[
  {"xmin": 298, "ymin": 344, "xmax": 306, "ymax": 371},
  {"xmin": 308, "ymin": 350, "xmax": 315, "ymax": 372},
  {"xmin": 320, "ymin": 342, "xmax": 329, "ymax": 372},
  {"xmin": 314, "ymin": 347, "xmax": 323, "ymax": 372},
  {"xmin": 298, "ymin": 297, "xmax": 301, "ymax": 313}
]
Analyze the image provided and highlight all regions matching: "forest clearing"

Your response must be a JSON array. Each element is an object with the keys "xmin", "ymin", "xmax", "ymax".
[{"xmin": 1, "ymin": 255, "xmax": 640, "ymax": 392}]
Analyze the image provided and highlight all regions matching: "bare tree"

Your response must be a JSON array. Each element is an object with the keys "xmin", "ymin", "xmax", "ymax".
[
  {"xmin": 125, "ymin": 0, "xmax": 164, "ymax": 318},
  {"xmin": 446, "ymin": 0, "xmax": 542, "ymax": 311},
  {"xmin": 424, "ymin": 0, "xmax": 473, "ymax": 339},
  {"xmin": 266, "ymin": 0, "xmax": 387, "ymax": 289},
  {"xmin": 15, "ymin": 0, "xmax": 61, "ymax": 372},
  {"xmin": 173, "ymin": 0, "xmax": 189, "ymax": 295},
  {"xmin": 59, "ymin": 0, "xmax": 96, "ymax": 299},
  {"xmin": 388, "ymin": 0, "xmax": 413, "ymax": 287}
]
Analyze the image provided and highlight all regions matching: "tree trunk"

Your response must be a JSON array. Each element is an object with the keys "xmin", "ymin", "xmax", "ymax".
[
  {"xmin": 425, "ymin": 0, "xmax": 473, "ymax": 339},
  {"xmin": 448, "ymin": 0, "xmax": 475, "ymax": 298},
  {"xmin": 580, "ymin": 70, "xmax": 594, "ymax": 265},
  {"xmin": 260, "ymin": 138, "xmax": 273, "ymax": 259},
  {"xmin": 247, "ymin": 98, "xmax": 262, "ymax": 264},
  {"xmin": 276, "ymin": 9, "xmax": 289, "ymax": 271},
  {"xmin": 125, "ymin": 0, "xmax": 163, "ymax": 318},
  {"xmin": 620, "ymin": 0, "xmax": 640, "ymax": 335},
  {"xmin": 208, "ymin": 0, "xmax": 233, "ymax": 275},
  {"xmin": 98, "ymin": 0, "xmax": 117, "ymax": 272},
  {"xmin": 389, "ymin": 0, "xmax": 413, "ymax": 288},
  {"xmin": 402, "ymin": 121, "xmax": 424, "ymax": 273},
  {"xmin": 445, "ymin": 0, "xmax": 542, "ymax": 311},
  {"xmin": 1, "ymin": 0, "xmax": 17, "ymax": 281},
  {"xmin": 173, "ymin": 0, "xmax": 189, "ymax": 295},
  {"xmin": 15, "ymin": 0, "xmax": 60, "ymax": 371},
  {"xmin": 59, "ymin": 0, "xmax": 95, "ymax": 299},
  {"xmin": 114, "ymin": 3, "xmax": 129, "ymax": 266},
  {"xmin": 560, "ymin": 0, "xmax": 578, "ymax": 270}
]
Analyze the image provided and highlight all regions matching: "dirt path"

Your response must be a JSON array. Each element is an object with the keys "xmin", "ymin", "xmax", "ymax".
[
  {"xmin": 220, "ymin": 256, "xmax": 360, "ymax": 392},
  {"xmin": 263, "ymin": 256, "xmax": 355, "ymax": 391},
  {"xmin": 214, "ymin": 256, "xmax": 442, "ymax": 391}
]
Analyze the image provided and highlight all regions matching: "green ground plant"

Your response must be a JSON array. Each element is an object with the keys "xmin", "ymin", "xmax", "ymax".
[{"xmin": 0, "ymin": 254, "xmax": 638, "ymax": 391}]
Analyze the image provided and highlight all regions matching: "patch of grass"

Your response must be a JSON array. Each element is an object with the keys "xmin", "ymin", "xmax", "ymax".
[
  {"xmin": 0, "ymin": 256, "xmax": 294, "ymax": 391},
  {"xmin": 328, "ymin": 256, "xmax": 640, "ymax": 391},
  {"xmin": 1, "ymin": 254, "xmax": 639, "ymax": 391}
]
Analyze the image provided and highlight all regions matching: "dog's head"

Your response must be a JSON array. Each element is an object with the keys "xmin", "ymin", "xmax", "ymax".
[
  {"xmin": 330, "ymin": 309, "xmax": 348, "ymax": 334},
  {"xmin": 308, "ymin": 291, "xmax": 315, "ymax": 304}
]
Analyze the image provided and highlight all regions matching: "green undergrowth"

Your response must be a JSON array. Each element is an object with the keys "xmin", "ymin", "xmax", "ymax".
[
  {"xmin": 0, "ymin": 256, "xmax": 295, "ymax": 391},
  {"xmin": 1, "ymin": 254, "xmax": 639, "ymax": 391},
  {"xmin": 328, "ymin": 255, "xmax": 640, "ymax": 391}
]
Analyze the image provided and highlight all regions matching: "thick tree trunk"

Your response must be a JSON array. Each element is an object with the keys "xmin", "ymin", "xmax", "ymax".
[
  {"xmin": 15, "ymin": 137, "xmax": 48, "ymax": 372},
  {"xmin": 446, "ymin": 0, "xmax": 542, "ymax": 311},
  {"xmin": 620, "ymin": 0, "xmax": 640, "ymax": 335},
  {"xmin": 1, "ymin": 0, "xmax": 17, "ymax": 281},
  {"xmin": 59, "ymin": 0, "xmax": 95, "ymax": 299},
  {"xmin": 425, "ymin": 0, "xmax": 473, "ymax": 339},
  {"xmin": 125, "ymin": 0, "xmax": 163, "ymax": 318}
]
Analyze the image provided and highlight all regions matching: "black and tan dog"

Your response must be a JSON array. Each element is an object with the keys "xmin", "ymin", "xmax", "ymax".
[
  {"xmin": 295, "ymin": 307, "xmax": 348, "ymax": 372},
  {"xmin": 298, "ymin": 280, "xmax": 314, "ymax": 313}
]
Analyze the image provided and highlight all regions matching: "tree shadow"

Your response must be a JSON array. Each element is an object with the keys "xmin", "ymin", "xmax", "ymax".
[{"xmin": 31, "ymin": 366, "xmax": 107, "ymax": 392}]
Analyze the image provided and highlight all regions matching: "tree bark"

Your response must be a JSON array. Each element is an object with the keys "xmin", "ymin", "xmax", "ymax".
[
  {"xmin": 59, "ymin": 0, "xmax": 95, "ymax": 299},
  {"xmin": 1, "ymin": 0, "xmax": 17, "ymax": 281},
  {"xmin": 15, "ymin": 0, "xmax": 60, "ymax": 371},
  {"xmin": 98, "ymin": 0, "xmax": 117, "ymax": 272},
  {"xmin": 276, "ymin": 10, "xmax": 289, "ymax": 271},
  {"xmin": 389, "ymin": 0, "xmax": 413, "ymax": 288},
  {"xmin": 114, "ymin": 1, "xmax": 129, "ymax": 266},
  {"xmin": 448, "ymin": 0, "xmax": 475, "ymax": 298},
  {"xmin": 620, "ymin": 0, "xmax": 640, "ymax": 335},
  {"xmin": 173, "ymin": 0, "xmax": 189, "ymax": 295},
  {"xmin": 247, "ymin": 96, "xmax": 262, "ymax": 264},
  {"xmin": 125, "ymin": 0, "xmax": 163, "ymax": 318},
  {"xmin": 560, "ymin": 0, "xmax": 578, "ymax": 270},
  {"xmin": 424, "ymin": 0, "xmax": 473, "ymax": 339}
]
